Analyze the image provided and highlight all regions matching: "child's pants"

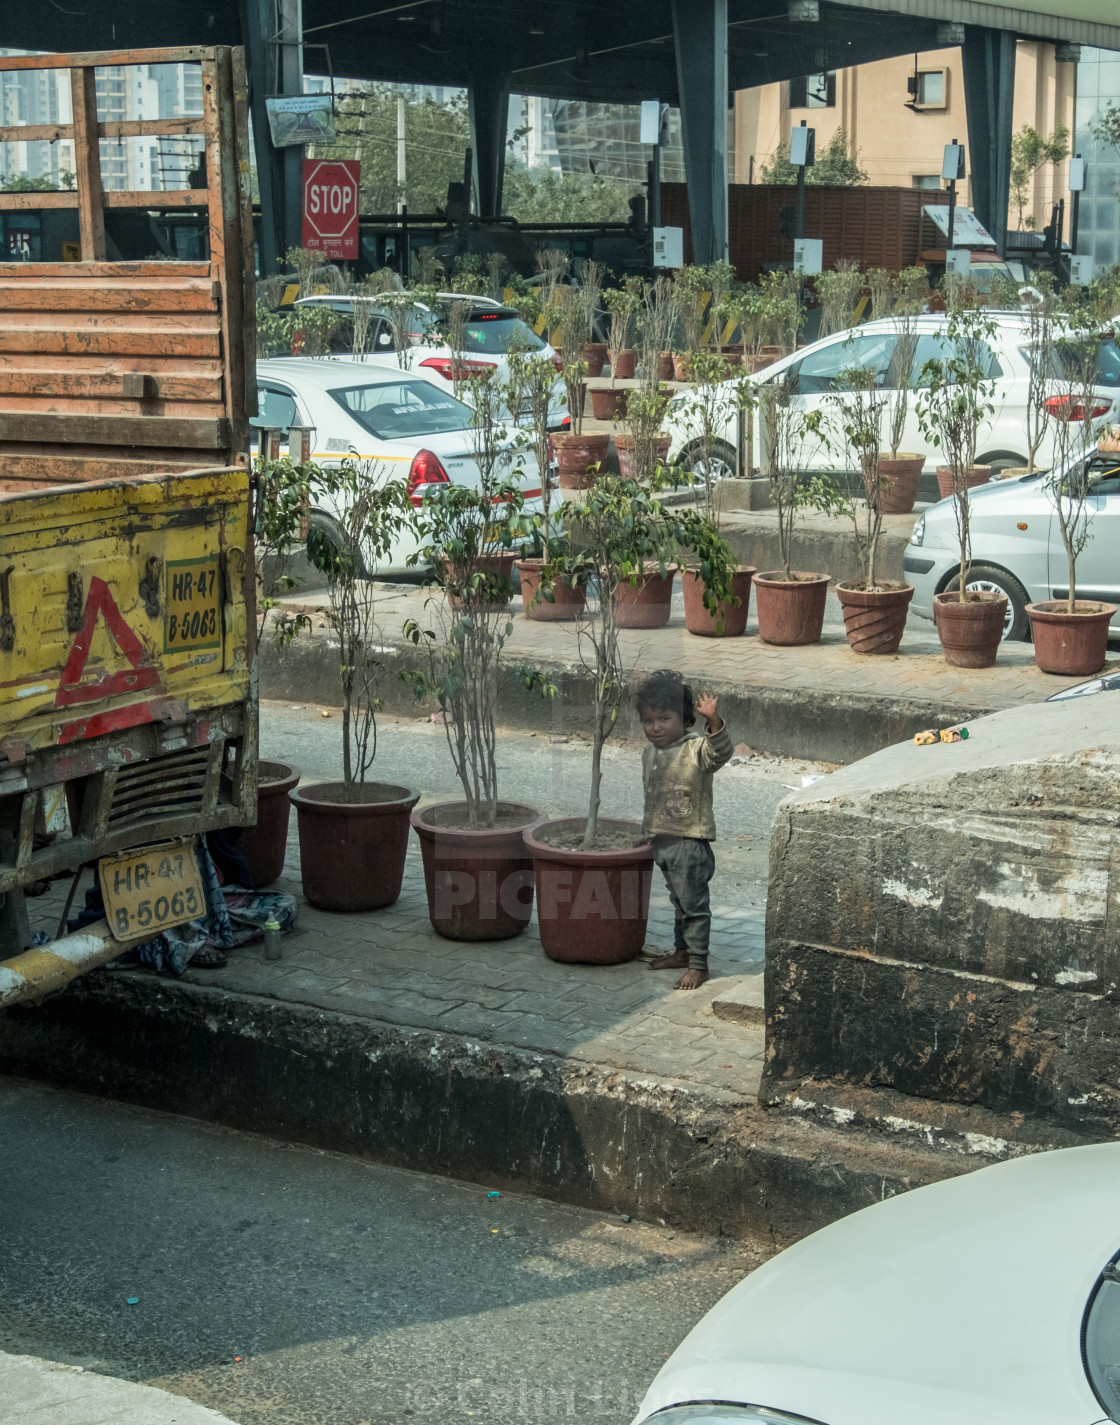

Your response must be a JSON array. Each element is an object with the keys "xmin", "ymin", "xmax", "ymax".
[{"xmin": 653, "ymin": 835, "xmax": 715, "ymax": 973}]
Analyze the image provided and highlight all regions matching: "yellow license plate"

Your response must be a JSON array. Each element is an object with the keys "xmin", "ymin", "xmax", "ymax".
[
  {"xmin": 164, "ymin": 554, "xmax": 221, "ymax": 653},
  {"xmin": 483, "ymin": 520, "xmax": 507, "ymax": 544},
  {"xmin": 100, "ymin": 838, "xmax": 206, "ymax": 944}
]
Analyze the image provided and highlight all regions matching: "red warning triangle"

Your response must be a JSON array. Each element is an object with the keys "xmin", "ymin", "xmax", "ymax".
[{"xmin": 55, "ymin": 576, "xmax": 161, "ymax": 708}]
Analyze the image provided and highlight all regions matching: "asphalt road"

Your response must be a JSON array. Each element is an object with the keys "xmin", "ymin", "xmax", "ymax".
[
  {"xmin": 260, "ymin": 701, "xmax": 833, "ymax": 915},
  {"xmin": 0, "ymin": 1079, "xmax": 764, "ymax": 1425}
]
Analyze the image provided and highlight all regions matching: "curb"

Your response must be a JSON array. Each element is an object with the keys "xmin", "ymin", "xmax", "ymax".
[{"xmin": 0, "ymin": 1351, "xmax": 240, "ymax": 1425}]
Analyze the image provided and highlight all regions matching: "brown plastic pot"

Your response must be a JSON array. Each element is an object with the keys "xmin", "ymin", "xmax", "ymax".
[
  {"xmin": 612, "ymin": 349, "xmax": 636, "ymax": 379},
  {"xmin": 444, "ymin": 553, "xmax": 516, "ymax": 611},
  {"xmin": 516, "ymin": 558, "xmax": 586, "ymax": 621},
  {"xmin": 657, "ymin": 352, "xmax": 675, "ymax": 382},
  {"xmin": 554, "ymin": 432, "xmax": 609, "ymax": 490},
  {"xmin": 589, "ymin": 385, "xmax": 628, "ymax": 421},
  {"xmin": 743, "ymin": 353, "xmax": 775, "ymax": 374},
  {"xmin": 613, "ymin": 433, "xmax": 671, "ymax": 479},
  {"xmin": 524, "ymin": 818, "xmax": 655, "ymax": 964},
  {"xmin": 877, "ymin": 454, "xmax": 924, "ymax": 515},
  {"xmin": 290, "ymin": 781, "xmax": 419, "ymax": 911},
  {"xmin": 682, "ymin": 566, "xmax": 755, "ymax": 637},
  {"xmin": 583, "ymin": 343, "xmax": 608, "ymax": 377},
  {"xmin": 936, "ymin": 465, "xmax": 992, "ymax": 499},
  {"xmin": 411, "ymin": 801, "xmax": 541, "ymax": 941},
  {"xmin": 671, "ymin": 352, "xmax": 692, "ymax": 382},
  {"xmin": 753, "ymin": 572, "xmax": 829, "ymax": 646},
  {"xmin": 836, "ymin": 582, "xmax": 915, "ymax": 655},
  {"xmin": 933, "ymin": 591, "xmax": 1007, "ymax": 668},
  {"xmin": 240, "ymin": 759, "xmax": 300, "ymax": 887},
  {"xmin": 1026, "ymin": 600, "xmax": 1118, "ymax": 676},
  {"xmin": 614, "ymin": 564, "xmax": 677, "ymax": 629}
]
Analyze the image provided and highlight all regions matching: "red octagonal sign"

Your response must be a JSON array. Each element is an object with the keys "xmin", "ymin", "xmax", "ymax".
[{"xmin": 301, "ymin": 159, "xmax": 360, "ymax": 260}]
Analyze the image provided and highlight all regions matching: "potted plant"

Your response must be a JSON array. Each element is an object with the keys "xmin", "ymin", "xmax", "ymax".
[
  {"xmin": 552, "ymin": 284, "xmax": 608, "ymax": 489},
  {"xmin": 753, "ymin": 377, "xmax": 839, "ymax": 644},
  {"xmin": 1026, "ymin": 319, "xmax": 1118, "ymax": 674},
  {"xmin": 523, "ymin": 477, "xmax": 663, "ymax": 963},
  {"xmin": 578, "ymin": 259, "xmax": 607, "ymax": 375},
  {"xmin": 594, "ymin": 279, "xmax": 641, "ymax": 415},
  {"xmin": 670, "ymin": 263, "xmax": 707, "ymax": 381},
  {"xmin": 915, "ymin": 306, "xmax": 1004, "ymax": 667},
  {"xmin": 878, "ymin": 266, "xmax": 930, "ymax": 514},
  {"xmin": 758, "ymin": 269, "xmax": 805, "ymax": 357},
  {"xmin": 288, "ymin": 458, "xmax": 420, "ymax": 911},
  {"xmin": 671, "ymin": 347, "xmax": 757, "ymax": 636},
  {"xmin": 814, "ymin": 259, "xmax": 865, "ymax": 340},
  {"xmin": 613, "ymin": 278, "xmax": 674, "ymax": 488},
  {"xmin": 828, "ymin": 366, "xmax": 916, "ymax": 654},
  {"xmin": 405, "ymin": 371, "xmax": 549, "ymax": 940}
]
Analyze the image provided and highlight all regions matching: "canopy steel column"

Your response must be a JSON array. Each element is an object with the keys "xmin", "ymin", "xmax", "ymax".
[
  {"xmin": 242, "ymin": 0, "xmax": 304, "ymax": 273},
  {"xmin": 671, "ymin": 0, "xmax": 728, "ymax": 265},
  {"xmin": 468, "ymin": 77, "xmax": 510, "ymax": 219},
  {"xmin": 962, "ymin": 27, "xmax": 1016, "ymax": 257}
]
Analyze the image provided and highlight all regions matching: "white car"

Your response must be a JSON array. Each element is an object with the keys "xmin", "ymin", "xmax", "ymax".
[
  {"xmin": 664, "ymin": 314, "xmax": 1120, "ymax": 483},
  {"xmin": 254, "ymin": 357, "xmax": 544, "ymax": 576},
  {"xmin": 635, "ymin": 1142, "xmax": 1120, "ymax": 1425},
  {"xmin": 904, "ymin": 448, "xmax": 1120, "ymax": 638},
  {"xmin": 292, "ymin": 293, "xmax": 568, "ymax": 428}
]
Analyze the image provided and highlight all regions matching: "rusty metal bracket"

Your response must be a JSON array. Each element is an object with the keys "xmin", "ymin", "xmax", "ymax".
[
  {"xmin": 0, "ymin": 566, "xmax": 14, "ymax": 652},
  {"xmin": 139, "ymin": 555, "xmax": 163, "ymax": 618},
  {"xmin": 66, "ymin": 572, "xmax": 84, "ymax": 633}
]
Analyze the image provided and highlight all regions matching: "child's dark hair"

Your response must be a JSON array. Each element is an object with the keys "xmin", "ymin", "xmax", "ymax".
[{"xmin": 634, "ymin": 669, "xmax": 695, "ymax": 727}]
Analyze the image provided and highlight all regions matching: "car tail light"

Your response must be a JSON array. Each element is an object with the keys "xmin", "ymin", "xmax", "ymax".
[
  {"xmin": 1044, "ymin": 394, "xmax": 1113, "ymax": 422},
  {"xmin": 407, "ymin": 448, "xmax": 450, "ymax": 505},
  {"xmin": 419, "ymin": 356, "xmax": 497, "ymax": 381}
]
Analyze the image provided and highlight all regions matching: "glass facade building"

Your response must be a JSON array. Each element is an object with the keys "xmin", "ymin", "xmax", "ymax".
[{"xmin": 1074, "ymin": 47, "xmax": 1120, "ymax": 269}]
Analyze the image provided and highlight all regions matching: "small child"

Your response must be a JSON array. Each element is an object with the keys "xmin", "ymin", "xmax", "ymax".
[{"xmin": 636, "ymin": 670, "xmax": 733, "ymax": 990}]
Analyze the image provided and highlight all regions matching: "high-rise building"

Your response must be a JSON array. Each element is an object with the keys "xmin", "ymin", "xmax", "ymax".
[{"xmin": 1073, "ymin": 47, "xmax": 1120, "ymax": 269}]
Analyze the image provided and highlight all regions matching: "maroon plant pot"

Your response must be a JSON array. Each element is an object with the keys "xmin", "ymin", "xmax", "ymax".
[
  {"xmin": 411, "ymin": 801, "xmax": 542, "ymax": 941},
  {"xmin": 613, "ymin": 434, "xmax": 671, "ymax": 479},
  {"xmin": 444, "ymin": 553, "xmax": 517, "ymax": 612},
  {"xmin": 933, "ymin": 591, "xmax": 1007, "ymax": 668},
  {"xmin": 657, "ymin": 352, "xmax": 675, "ymax": 382},
  {"xmin": 583, "ymin": 343, "xmax": 608, "ymax": 378},
  {"xmin": 612, "ymin": 349, "xmax": 637, "ymax": 380},
  {"xmin": 517, "ymin": 558, "xmax": 586, "ymax": 622},
  {"xmin": 1026, "ymin": 600, "xmax": 1118, "ymax": 676},
  {"xmin": 290, "ymin": 782, "xmax": 419, "ymax": 912},
  {"xmin": 240, "ymin": 759, "xmax": 300, "ymax": 887},
  {"xmin": 836, "ymin": 582, "xmax": 915, "ymax": 655},
  {"xmin": 589, "ymin": 385, "xmax": 629, "ymax": 421},
  {"xmin": 524, "ymin": 818, "xmax": 655, "ymax": 964},
  {"xmin": 743, "ymin": 353, "xmax": 775, "ymax": 374},
  {"xmin": 670, "ymin": 352, "xmax": 692, "ymax": 382},
  {"xmin": 877, "ymin": 454, "xmax": 924, "ymax": 515},
  {"xmin": 936, "ymin": 465, "xmax": 992, "ymax": 499},
  {"xmin": 753, "ymin": 572, "xmax": 829, "ymax": 646},
  {"xmin": 681, "ymin": 566, "xmax": 755, "ymax": 637},
  {"xmin": 614, "ymin": 565, "xmax": 676, "ymax": 629},
  {"xmin": 554, "ymin": 432, "xmax": 609, "ymax": 490}
]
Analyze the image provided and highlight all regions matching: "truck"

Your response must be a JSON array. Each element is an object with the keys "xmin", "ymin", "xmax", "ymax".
[{"xmin": 0, "ymin": 44, "xmax": 257, "ymax": 1004}]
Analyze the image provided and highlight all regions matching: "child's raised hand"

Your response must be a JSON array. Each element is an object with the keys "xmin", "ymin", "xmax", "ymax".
[{"xmin": 695, "ymin": 689, "xmax": 720, "ymax": 727}]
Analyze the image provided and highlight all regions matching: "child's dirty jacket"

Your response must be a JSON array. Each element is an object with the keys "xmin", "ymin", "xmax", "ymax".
[{"xmin": 642, "ymin": 722, "xmax": 734, "ymax": 840}]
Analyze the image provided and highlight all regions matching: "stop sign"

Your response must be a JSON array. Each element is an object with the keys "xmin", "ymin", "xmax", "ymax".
[{"xmin": 301, "ymin": 159, "xmax": 360, "ymax": 260}]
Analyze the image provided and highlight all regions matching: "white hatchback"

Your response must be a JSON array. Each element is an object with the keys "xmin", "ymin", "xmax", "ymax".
[
  {"xmin": 254, "ymin": 357, "xmax": 544, "ymax": 576},
  {"xmin": 635, "ymin": 1142, "xmax": 1120, "ymax": 1425}
]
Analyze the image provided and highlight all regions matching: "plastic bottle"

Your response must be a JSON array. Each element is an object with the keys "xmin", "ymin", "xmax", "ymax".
[{"xmin": 263, "ymin": 918, "xmax": 282, "ymax": 961}]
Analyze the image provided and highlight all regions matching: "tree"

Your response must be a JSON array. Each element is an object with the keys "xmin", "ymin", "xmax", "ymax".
[
  {"xmin": 502, "ymin": 166, "xmax": 636, "ymax": 223},
  {"xmin": 760, "ymin": 129, "xmax": 869, "ymax": 187},
  {"xmin": 1009, "ymin": 124, "xmax": 1070, "ymax": 231},
  {"xmin": 1090, "ymin": 102, "xmax": 1120, "ymax": 196},
  {"xmin": 0, "ymin": 174, "xmax": 57, "ymax": 192}
]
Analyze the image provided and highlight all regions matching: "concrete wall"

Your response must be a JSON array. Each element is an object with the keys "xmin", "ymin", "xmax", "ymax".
[{"xmin": 761, "ymin": 696, "xmax": 1120, "ymax": 1137}]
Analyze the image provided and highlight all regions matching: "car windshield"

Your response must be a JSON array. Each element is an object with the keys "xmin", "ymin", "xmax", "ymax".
[
  {"xmin": 1083, "ymin": 1253, "xmax": 1120, "ymax": 1421},
  {"xmin": 328, "ymin": 379, "xmax": 471, "ymax": 441},
  {"xmin": 436, "ymin": 310, "xmax": 546, "ymax": 355}
]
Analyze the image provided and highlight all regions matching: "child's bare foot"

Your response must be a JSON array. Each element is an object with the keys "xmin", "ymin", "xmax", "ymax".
[
  {"xmin": 649, "ymin": 949, "xmax": 689, "ymax": 971},
  {"xmin": 675, "ymin": 966, "xmax": 709, "ymax": 991}
]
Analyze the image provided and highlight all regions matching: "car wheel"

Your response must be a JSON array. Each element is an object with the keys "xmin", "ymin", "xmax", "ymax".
[
  {"xmin": 942, "ymin": 563, "xmax": 1031, "ymax": 640},
  {"xmin": 976, "ymin": 450, "xmax": 1027, "ymax": 478},
  {"xmin": 681, "ymin": 439, "xmax": 738, "ymax": 482},
  {"xmin": 306, "ymin": 510, "xmax": 368, "ymax": 579}
]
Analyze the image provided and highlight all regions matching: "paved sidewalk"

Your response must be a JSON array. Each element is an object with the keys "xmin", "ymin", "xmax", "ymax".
[{"xmin": 0, "ymin": 1352, "xmax": 238, "ymax": 1425}]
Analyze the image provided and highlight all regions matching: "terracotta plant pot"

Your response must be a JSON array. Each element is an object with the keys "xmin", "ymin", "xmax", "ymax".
[
  {"xmin": 836, "ymin": 582, "xmax": 915, "ymax": 655},
  {"xmin": 411, "ymin": 801, "xmax": 541, "ymax": 941},
  {"xmin": 517, "ymin": 558, "xmax": 586, "ymax": 622},
  {"xmin": 743, "ymin": 353, "xmax": 774, "ymax": 374},
  {"xmin": 753, "ymin": 572, "xmax": 829, "ymax": 646},
  {"xmin": 444, "ymin": 553, "xmax": 516, "ymax": 611},
  {"xmin": 671, "ymin": 352, "xmax": 692, "ymax": 382},
  {"xmin": 936, "ymin": 465, "xmax": 992, "ymax": 499},
  {"xmin": 240, "ymin": 759, "xmax": 300, "ymax": 887},
  {"xmin": 554, "ymin": 432, "xmax": 609, "ymax": 490},
  {"xmin": 614, "ymin": 564, "xmax": 677, "ymax": 629},
  {"xmin": 612, "ymin": 349, "xmax": 636, "ymax": 380},
  {"xmin": 657, "ymin": 352, "xmax": 675, "ymax": 382},
  {"xmin": 933, "ymin": 591, "xmax": 1007, "ymax": 668},
  {"xmin": 589, "ymin": 385, "xmax": 628, "ymax": 421},
  {"xmin": 877, "ymin": 454, "xmax": 924, "ymax": 515},
  {"xmin": 681, "ymin": 566, "xmax": 755, "ymax": 637},
  {"xmin": 523, "ymin": 818, "xmax": 655, "ymax": 964},
  {"xmin": 583, "ymin": 342, "xmax": 608, "ymax": 378},
  {"xmin": 290, "ymin": 782, "xmax": 419, "ymax": 912},
  {"xmin": 1026, "ymin": 600, "xmax": 1118, "ymax": 676},
  {"xmin": 613, "ymin": 433, "xmax": 671, "ymax": 479}
]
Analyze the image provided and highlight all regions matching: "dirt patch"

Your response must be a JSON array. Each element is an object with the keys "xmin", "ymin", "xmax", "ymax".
[
  {"xmin": 535, "ymin": 823, "xmax": 647, "ymax": 853},
  {"xmin": 423, "ymin": 802, "xmax": 537, "ymax": 831},
  {"xmin": 300, "ymin": 781, "xmax": 411, "ymax": 806}
]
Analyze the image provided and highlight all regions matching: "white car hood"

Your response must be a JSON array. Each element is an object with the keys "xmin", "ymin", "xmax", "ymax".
[{"xmin": 637, "ymin": 1143, "xmax": 1120, "ymax": 1425}]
